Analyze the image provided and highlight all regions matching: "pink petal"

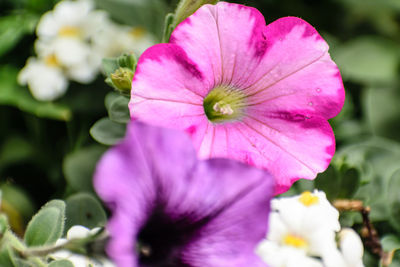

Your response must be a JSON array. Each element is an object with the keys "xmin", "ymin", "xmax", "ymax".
[{"xmin": 130, "ymin": 3, "xmax": 344, "ymax": 194}]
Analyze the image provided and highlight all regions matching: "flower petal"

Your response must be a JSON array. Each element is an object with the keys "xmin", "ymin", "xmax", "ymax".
[
  {"xmin": 245, "ymin": 17, "xmax": 344, "ymax": 119},
  {"xmin": 129, "ymin": 3, "xmax": 344, "ymax": 194},
  {"xmin": 94, "ymin": 122, "xmax": 274, "ymax": 266},
  {"xmin": 180, "ymin": 159, "xmax": 273, "ymax": 266}
]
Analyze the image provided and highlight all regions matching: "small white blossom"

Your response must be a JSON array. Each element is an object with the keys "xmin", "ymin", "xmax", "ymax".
[
  {"xmin": 18, "ymin": 57, "xmax": 67, "ymax": 101},
  {"xmin": 256, "ymin": 190, "xmax": 365, "ymax": 267},
  {"xmin": 51, "ymin": 225, "xmax": 115, "ymax": 267},
  {"xmin": 36, "ymin": 39, "xmax": 100, "ymax": 83}
]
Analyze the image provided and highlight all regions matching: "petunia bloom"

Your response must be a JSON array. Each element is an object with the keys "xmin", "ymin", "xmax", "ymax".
[
  {"xmin": 129, "ymin": 2, "xmax": 345, "ymax": 194},
  {"xmin": 94, "ymin": 122, "xmax": 274, "ymax": 267}
]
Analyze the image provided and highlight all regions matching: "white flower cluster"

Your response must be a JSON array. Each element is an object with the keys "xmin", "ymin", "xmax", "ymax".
[
  {"xmin": 51, "ymin": 225, "xmax": 115, "ymax": 267},
  {"xmin": 18, "ymin": 0, "xmax": 155, "ymax": 101},
  {"xmin": 256, "ymin": 190, "xmax": 365, "ymax": 267}
]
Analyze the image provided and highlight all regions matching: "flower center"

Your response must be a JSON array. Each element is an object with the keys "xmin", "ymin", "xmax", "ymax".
[
  {"xmin": 58, "ymin": 26, "xmax": 81, "ymax": 38},
  {"xmin": 298, "ymin": 191, "xmax": 319, "ymax": 206},
  {"xmin": 137, "ymin": 207, "xmax": 199, "ymax": 266},
  {"xmin": 283, "ymin": 234, "xmax": 308, "ymax": 249},
  {"xmin": 129, "ymin": 27, "xmax": 146, "ymax": 39},
  {"xmin": 44, "ymin": 54, "xmax": 60, "ymax": 67},
  {"xmin": 203, "ymin": 85, "xmax": 246, "ymax": 123}
]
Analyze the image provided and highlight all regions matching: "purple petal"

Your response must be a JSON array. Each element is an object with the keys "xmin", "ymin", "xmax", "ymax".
[{"xmin": 94, "ymin": 122, "xmax": 274, "ymax": 266}]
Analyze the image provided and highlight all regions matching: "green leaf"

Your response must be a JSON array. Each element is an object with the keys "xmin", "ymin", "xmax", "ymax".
[
  {"xmin": 0, "ymin": 66, "xmax": 72, "ymax": 121},
  {"xmin": 24, "ymin": 200, "xmax": 66, "ymax": 247},
  {"xmin": 90, "ymin": 117, "xmax": 126, "ymax": 145},
  {"xmin": 11, "ymin": 258, "xmax": 34, "ymax": 267},
  {"xmin": 364, "ymin": 87, "xmax": 400, "ymax": 142},
  {"xmin": 388, "ymin": 169, "xmax": 400, "ymax": 232},
  {"xmin": 63, "ymin": 146, "xmax": 106, "ymax": 192},
  {"xmin": 0, "ymin": 184, "xmax": 35, "ymax": 235},
  {"xmin": 108, "ymin": 95, "xmax": 130, "ymax": 123},
  {"xmin": 65, "ymin": 193, "xmax": 107, "ymax": 232},
  {"xmin": 382, "ymin": 235, "xmax": 400, "ymax": 252},
  {"xmin": 104, "ymin": 92, "xmax": 120, "ymax": 111},
  {"xmin": 101, "ymin": 58, "xmax": 119, "ymax": 77},
  {"xmin": 332, "ymin": 36, "xmax": 400, "ymax": 84},
  {"xmin": 314, "ymin": 165, "xmax": 340, "ymax": 200},
  {"xmin": 48, "ymin": 259, "xmax": 74, "ymax": 267},
  {"xmin": 0, "ymin": 14, "xmax": 38, "ymax": 57},
  {"xmin": 0, "ymin": 246, "xmax": 15, "ymax": 267},
  {"xmin": 0, "ymin": 136, "xmax": 34, "ymax": 172}
]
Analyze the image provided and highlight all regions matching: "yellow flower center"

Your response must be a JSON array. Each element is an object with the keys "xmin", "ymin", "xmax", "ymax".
[
  {"xmin": 299, "ymin": 191, "xmax": 319, "ymax": 206},
  {"xmin": 203, "ymin": 85, "xmax": 247, "ymax": 123},
  {"xmin": 44, "ymin": 54, "xmax": 60, "ymax": 67},
  {"xmin": 283, "ymin": 234, "xmax": 308, "ymax": 248},
  {"xmin": 58, "ymin": 26, "xmax": 81, "ymax": 37},
  {"xmin": 129, "ymin": 27, "xmax": 146, "ymax": 39}
]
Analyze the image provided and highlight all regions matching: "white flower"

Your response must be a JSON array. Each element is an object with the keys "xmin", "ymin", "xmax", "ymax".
[
  {"xmin": 272, "ymin": 190, "xmax": 340, "ymax": 233},
  {"xmin": 18, "ymin": 57, "xmax": 67, "ymax": 101},
  {"xmin": 35, "ymin": 0, "xmax": 106, "ymax": 83},
  {"xmin": 36, "ymin": 0, "xmax": 106, "ymax": 40},
  {"xmin": 35, "ymin": 39, "xmax": 100, "ymax": 83},
  {"xmin": 51, "ymin": 225, "xmax": 115, "ymax": 267},
  {"xmin": 92, "ymin": 21, "xmax": 156, "ymax": 58},
  {"xmin": 256, "ymin": 190, "xmax": 362, "ymax": 267},
  {"xmin": 257, "ymin": 241, "xmax": 324, "ymax": 267}
]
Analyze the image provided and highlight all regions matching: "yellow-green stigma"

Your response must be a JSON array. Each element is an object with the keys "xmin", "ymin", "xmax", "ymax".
[{"xmin": 203, "ymin": 85, "xmax": 246, "ymax": 123}]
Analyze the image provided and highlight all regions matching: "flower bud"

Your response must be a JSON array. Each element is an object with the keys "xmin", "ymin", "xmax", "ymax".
[
  {"xmin": 110, "ymin": 67, "xmax": 134, "ymax": 94},
  {"xmin": 338, "ymin": 228, "xmax": 364, "ymax": 267},
  {"xmin": 117, "ymin": 53, "xmax": 136, "ymax": 70}
]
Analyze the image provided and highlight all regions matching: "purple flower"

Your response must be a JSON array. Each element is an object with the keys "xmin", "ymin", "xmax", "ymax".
[
  {"xmin": 129, "ymin": 2, "xmax": 344, "ymax": 194},
  {"xmin": 94, "ymin": 122, "xmax": 274, "ymax": 267}
]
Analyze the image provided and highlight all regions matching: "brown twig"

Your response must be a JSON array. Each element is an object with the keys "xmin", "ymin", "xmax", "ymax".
[{"xmin": 333, "ymin": 199, "xmax": 392, "ymax": 266}]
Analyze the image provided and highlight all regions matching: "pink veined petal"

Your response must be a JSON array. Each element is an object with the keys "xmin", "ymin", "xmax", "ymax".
[
  {"xmin": 244, "ymin": 17, "xmax": 344, "ymax": 119},
  {"xmin": 129, "ymin": 44, "xmax": 209, "ymax": 132},
  {"xmin": 240, "ymin": 110, "xmax": 335, "ymax": 193},
  {"xmin": 130, "ymin": 3, "xmax": 345, "ymax": 194},
  {"xmin": 170, "ymin": 2, "xmax": 267, "ymax": 88}
]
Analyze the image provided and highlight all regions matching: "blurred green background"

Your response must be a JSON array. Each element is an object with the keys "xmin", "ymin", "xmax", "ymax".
[{"xmin": 1, "ymin": 0, "xmax": 400, "ymax": 266}]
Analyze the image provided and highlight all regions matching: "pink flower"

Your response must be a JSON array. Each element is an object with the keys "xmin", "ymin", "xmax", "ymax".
[{"xmin": 129, "ymin": 2, "xmax": 344, "ymax": 194}]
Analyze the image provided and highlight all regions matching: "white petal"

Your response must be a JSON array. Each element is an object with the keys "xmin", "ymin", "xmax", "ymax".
[
  {"xmin": 53, "ymin": 38, "xmax": 90, "ymax": 67},
  {"xmin": 339, "ymin": 228, "xmax": 365, "ymax": 267},
  {"xmin": 36, "ymin": 11, "xmax": 61, "ymax": 38},
  {"xmin": 18, "ymin": 58, "xmax": 68, "ymax": 101}
]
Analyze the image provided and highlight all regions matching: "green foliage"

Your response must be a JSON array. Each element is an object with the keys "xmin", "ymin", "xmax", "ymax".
[
  {"xmin": 48, "ymin": 260, "xmax": 74, "ymax": 267},
  {"xmin": 107, "ymin": 95, "xmax": 130, "ymax": 123},
  {"xmin": 333, "ymin": 37, "xmax": 400, "ymax": 85},
  {"xmin": 24, "ymin": 200, "xmax": 66, "ymax": 247},
  {"xmin": 90, "ymin": 117, "xmax": 126, "ymax": 145},
  {"xmin": 1, "ymin": 0, "xmax": 400, "ymax": 266},
  {"xmin": 0, "ymin": 66, "xmax": 72, "ymax": 121},
  {"xmin": 382, "ymin": 235, "xmax": 400, "ymax": 253},
  {"xmin": 0, "ymin": 13, "xmax": 38, "ymax": 58},
  {"xmin": 63, "ymin": 146, "xmax": 106, "ymax": 192},
  {"xmin": 102, "ymin": 53, "xmax": 137, "ymax": 95},
  {"xmin": 65, "ymin": 193, "xmax": 107, "ymax": 232}
]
